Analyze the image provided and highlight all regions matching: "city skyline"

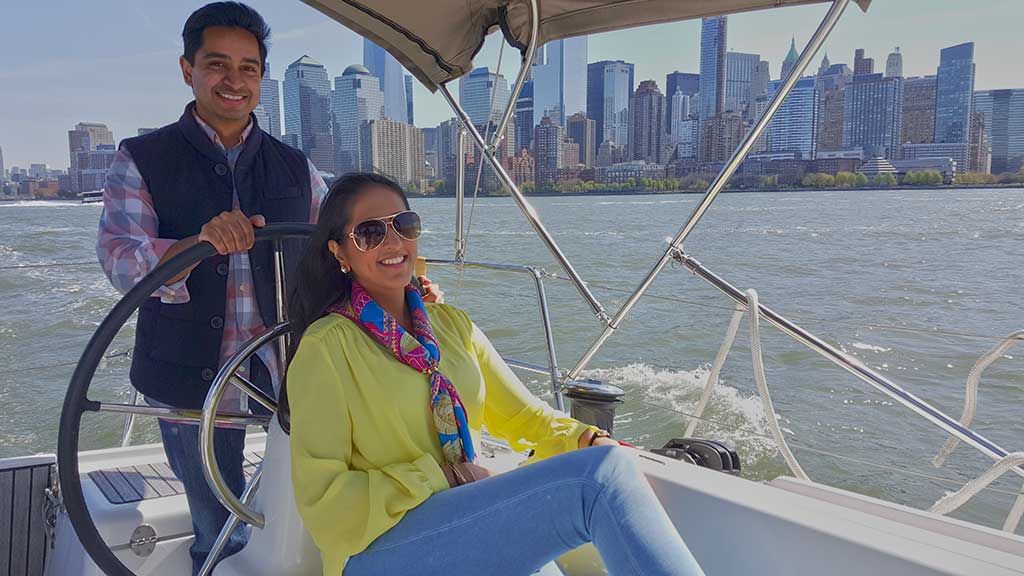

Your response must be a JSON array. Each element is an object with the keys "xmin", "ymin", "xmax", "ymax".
[{"xmin": 2, "ymin": 0, "xmax": 1024, "ymax": 168}]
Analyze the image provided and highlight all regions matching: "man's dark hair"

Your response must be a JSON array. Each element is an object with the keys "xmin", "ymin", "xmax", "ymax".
[{"xmin": 182, "ymin": 2, "xmax": 270, "ymax": 74}]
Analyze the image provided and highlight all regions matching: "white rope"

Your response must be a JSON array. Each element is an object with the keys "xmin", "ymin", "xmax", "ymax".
[
  {"xmin": 684, "ymin": 306, "xmax": 745, "ymax": 438},
  {"xmin": 747, "ymin": 289, "xmax": 809, "ymax": 481},
  {"xmin": 932, "ymin": 330, "xmax": 1023, "ymax": 467},
  {"xmin": 1004, "ymin": 485, "xmax": 1024, "ymax": 533},
  {"xmin": 929, "ymin": 452, "xmax": 1024, "ymax": 516}
]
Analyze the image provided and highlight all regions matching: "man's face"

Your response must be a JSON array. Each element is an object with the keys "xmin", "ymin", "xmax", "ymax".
[{"xmin": 181, "ymin": 26, "xmax": 262, "ymax": 125}]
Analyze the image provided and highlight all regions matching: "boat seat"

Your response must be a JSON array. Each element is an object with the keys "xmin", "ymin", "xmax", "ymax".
[{"xmin": 214, "ymin": 417, "xmax": 321, "ymax": 575}]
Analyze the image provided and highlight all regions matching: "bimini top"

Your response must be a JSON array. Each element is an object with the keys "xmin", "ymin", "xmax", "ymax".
[{"xmin": 299, "ymin": 0, "xmax": 871, "ymax": 91}]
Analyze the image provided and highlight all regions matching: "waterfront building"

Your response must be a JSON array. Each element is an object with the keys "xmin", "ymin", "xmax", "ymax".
[
  {"xmin": 67, "ymin": 122, "xmax": 114, "ymax": 193},
  {"xmin": 459, "ymin": 67, "xmax": 511, "ymax": 128},
  {"xmin": 853, "ymin": 48, "xmax": 874, "ymax": 76},
  {"xmin": 698, "ymin": 17, "xmax": 727, "ymax": 122},
  {"xmin": 973, "ymin": 88, "xmax": 1024, "ymax": 173},
  {"xmin": 254, "ymin": 63, "xmax": 282, "ymax": 138},
  {"xmin": 816, "ymin": 63, "xmax": 852, "ymax": 153},
  {"xmin": 363, "ymin": 39, "xmax": 409, "ymax": 123},
  {"xmin": 902, "ymin": 76, "xmax": 937, "ymax": 145},
  {"xmin": 360, "ymin": 118, "xmax": 424, "ymax": 187},
  {"xmin": 284, "ymin": 55, "xmax": 332, "ymax": 171},
  {"xmin": 725, "ymin": 51, "xmax": 764, "ymax": 115},
  {"xmin": 566, "ymin": 113, "xmax": 596, "ymax": 167},
  {"xmin": 332, "ymin": 64, "xmax": 384, "ymax": 174},
  {"xmin": 900, "ymin": 141, "xmax": 969, "ymax": 174},
  {"xmin": 934, "ymin": 42, "xmax": 976, "ymax": 144},
  {"xmin": 588, "ymin": 60, "xmax": 635, "ymax": 147},
  {"xmin": 699, "ymin": 112, "xmax": 745, "ymax": 163},
  {"xmin": 628, "ymin": 80, "xmax": 667, "ymax": 164},
  {"xmin": 534, "ymin": 116, "xmax": 564, "ymax": 187},
  {"xmin": 766, "ymin": 77, "xmax": 818, "ymax": 160},
  {"xmin": 843, "ymin": 73, "xmax": 903, "ymax": 159},
  {"xmin": 515, "ymin": 79, "xmax": 534, "ymax": 152},
  {"xmin": 508, "ymin": 148, "xmax": 534, "ymax": 184},
  {"xmin": 405, "ymin": 74, "xmax": 414, "ymax": 125},
  {"xmin": 533, "ymin": 38, "xmax": 587, "ymax": 126}
]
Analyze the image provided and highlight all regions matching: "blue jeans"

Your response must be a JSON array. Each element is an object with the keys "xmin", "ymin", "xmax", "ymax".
[
  {"xmin": 159, "ymin": 419, "xmax": 248, "ymax": 576},
  {"xmin": 344, "ymin": 446, "xmax": 705, "ymax": 576}
]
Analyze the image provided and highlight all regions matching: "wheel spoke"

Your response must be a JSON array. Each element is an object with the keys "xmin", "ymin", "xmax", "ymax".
[
  {"xmin": 95, "ymin": 402, "xmax": 272, "ymax": 427},
  {"xmin": 230, "ymin": 374, "xmax": 278, "ymax": 413}
]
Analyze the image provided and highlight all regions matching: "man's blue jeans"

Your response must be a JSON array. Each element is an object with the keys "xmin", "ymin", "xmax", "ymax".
[
  {"xmin": 158, "ymin": 419, "xmax": 248, "ymax": 576},
  {"xmin": 344, "ymin": 446, "xmax": 705, "ymax": 576}
]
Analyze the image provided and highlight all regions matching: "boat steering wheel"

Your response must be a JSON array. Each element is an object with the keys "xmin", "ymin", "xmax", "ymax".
[{"xmin": 58, "ymin": 223, "xmax": 315, "ymax": 576}]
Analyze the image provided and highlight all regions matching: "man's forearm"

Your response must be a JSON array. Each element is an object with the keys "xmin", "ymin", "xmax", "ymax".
[{"xmin": 158, "ymin": 235, "xmax": 200, "ymax": 286}]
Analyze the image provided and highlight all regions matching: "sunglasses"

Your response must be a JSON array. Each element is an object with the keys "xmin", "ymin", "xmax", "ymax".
[{"xmin": 346, "ymin": 210, "xmax": 422, "ymax": 252}]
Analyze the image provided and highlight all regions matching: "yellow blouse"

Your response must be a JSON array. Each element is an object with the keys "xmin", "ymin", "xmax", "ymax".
[{"xmin": 287, "ymin": 303, "xmax": 593, "ymax": 576}]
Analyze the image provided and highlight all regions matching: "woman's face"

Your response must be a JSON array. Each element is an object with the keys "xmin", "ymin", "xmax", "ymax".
[{"xmin": 330, "ymin": 187, "xmax": 416, "ymax": 295}]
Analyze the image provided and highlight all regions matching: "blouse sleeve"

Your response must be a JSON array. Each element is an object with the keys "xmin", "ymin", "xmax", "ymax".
[
  {"xmin": 288, "ymin": 327, "xmax": 450, "ymax": 569},
  {"xmin": 470, "ymin": 320, "xmax": 596, "ymax": 460}
]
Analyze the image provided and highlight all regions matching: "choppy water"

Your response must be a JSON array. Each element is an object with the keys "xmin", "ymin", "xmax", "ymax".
[{"xmin": 0, "ymin": 189, "xmax": 1021, "ymax": 533}]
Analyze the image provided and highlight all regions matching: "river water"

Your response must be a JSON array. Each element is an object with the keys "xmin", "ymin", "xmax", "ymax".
[{"xmin": 0, "ymin": 189, "xmax": 1021, "ymax": 532}]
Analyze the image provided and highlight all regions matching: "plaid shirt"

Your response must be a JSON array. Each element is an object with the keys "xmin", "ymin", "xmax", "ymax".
[{"xmin": 97, "ymin": 114, "xmax": 327, "ymax": 409}]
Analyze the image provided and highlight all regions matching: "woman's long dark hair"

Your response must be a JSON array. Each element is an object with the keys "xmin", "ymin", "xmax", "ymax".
[{"xmin": 279, "ymin": 172, "xmax": 408, "ymax": 430}]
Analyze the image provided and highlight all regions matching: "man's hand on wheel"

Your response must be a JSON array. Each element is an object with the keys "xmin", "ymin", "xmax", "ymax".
[{"xmin": 199, "ymin": 210, "xmax": 266, "ymax": 255}]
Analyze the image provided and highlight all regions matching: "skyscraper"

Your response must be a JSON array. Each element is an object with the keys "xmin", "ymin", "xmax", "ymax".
[
  {"xmin": 332, "ymin": 64, "xmax": 384, "ymax": 174},
  {"xmin": 669, "ymin": 91, "xmax": 698, "ymax": 158},
  {"xmin": 628, "ymin": 80, "xmax": 667, "ymax": 164},
  {"xmin": 885, "ymin": 47, "xmax": 903, "ymax": 78},
  {"xmin": 699, "ymin": 17, "xmax": 727, "ymax": 121},
  {"xmin": 566, "ymin": 113, "xmax": 596, "ymax": 167},
  {"xmin": 766, "ymin": 77, "xmax": 818, "ymax": 159},
  {"xmin": 284, "ymin": 55, "xmax": 333, "ymax": 172},
  {"xmin": 532, "ymin": 37, "xmax": 588, "ymax": 126},
  {"xmin": 968, "ymin": 112, "xmax": 991, "ymax": 174},
  {"xmin": 459, "ymin": 67, "xmax": 511, "ymax": 128},
  {"xmin": 973, "ymin": 89, "xmax": 1024, "ymax": 173},
  {"xmin": 902, "ymin": 76, "xmax": 937, "ymax": 145},
  {"xmin": 725, "ymin": 52, "xmax": 763, "ymax": 115},
  {"xmin": 405, "ymin": 74, "xmax": 415, "ymax": 125},
  {"xmin": 437, "ymin": 118, "xmax": 463, "ymax": 188},
  {"xmin": 67, "ymin": 122, "xmax": 114, "ymax": 193},
  {"xmin": 816, "ymin": 63, "xmax": 852, "ymax": 152},
  {"xmin": 843, "ymin": 73, "xmax": 903, "ymax": 159},
  {"xmin": 534, "ymin": 116, "xmax": 564, "ymax": 187},
  {"xmin": 360, "ymin": 118, "xmax": 424, "ymax": 186},
  {"xmin": 780, "ymin": 38, "xmax": 799, "ymax": 79},
  {"xmin": 363, "ymin": 39, "xmax": 409, "ymax": 123},
  {"xmin": 699, "ymin": 113, "xmax": 745, "ymax": 163},
  {"xmin": 934, "ymin": 42, "xmax": 976, "ymax": 144},
  {"xmin": 254, "ymin": 63, "xmax": 282, "ymax": 138},
  {"xmin": 0, "ymin": 146, "xmax": 6, "ymax": 183},
  {"xmin": 514, "ymin": 79, "xmax": 534, "ymax": 152},
  {"xmin": 853, "ymin": 48, "xmax": 874, "ymax": 76},
  {"xmin": 588, "ymin": 60, "xmax": 635, "ymax": 147},
  {"xmin": 665, "ymin": 71, "xmax": 699, "ymax": 131}
]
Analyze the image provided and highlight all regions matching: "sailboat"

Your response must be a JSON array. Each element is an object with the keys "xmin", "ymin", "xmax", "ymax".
[{"xmin": 1, "ymin": 0, "xmax": 1022, "ymax": 574}]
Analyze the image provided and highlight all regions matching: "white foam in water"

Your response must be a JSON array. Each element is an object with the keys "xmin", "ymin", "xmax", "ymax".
[
  {"xmin": 0, "ymin": 200, "xmax": 97, "ymax": 208},
  {"xmin": 851, "ymin": 342, "xmax": 891, "ymax": 353},
  {"xmin": 581, "ymin": 363, "xmax": 783, "ymax": 471}
]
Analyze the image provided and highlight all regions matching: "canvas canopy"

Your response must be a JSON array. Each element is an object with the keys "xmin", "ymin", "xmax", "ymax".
[{"xmin": 299, "ymin": 0, "xmax": 871, "ymax": 91}]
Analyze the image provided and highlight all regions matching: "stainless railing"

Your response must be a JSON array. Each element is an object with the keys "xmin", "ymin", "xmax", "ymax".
[{"xmin": 425, "ymin": 258, "xmax": 566, "ymax": 411}]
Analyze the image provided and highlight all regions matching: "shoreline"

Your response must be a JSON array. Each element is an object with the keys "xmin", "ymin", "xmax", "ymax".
[
  {"xmin": 410, "ymin": 183, "xmax": 1024, "ymax": 198},
  {"xmin": 3, "ymin": 183, "xmax": 1021, "ymax": 202}
]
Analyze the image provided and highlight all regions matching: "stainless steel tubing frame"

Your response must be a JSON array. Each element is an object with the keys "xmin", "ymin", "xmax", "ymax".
[
  {"xmin": 567, "ymin": 0, "xmax": 853, "ymax": 380},
  {"xmin": 436, "ymin": 0, "xmax": 606, "ymax": 321},
  {"xmin": 425, "ymin": 258, "xmax": 564, "ymax": 410},
  {"xmin": 273, "ymin": 240, "xmax": 289, "ymax": 375},
  {"xmin": 119, "ymin": 387, "xmax": 138, "ymax": 447},
  {"xmin": 455, "ymin": 125, "xmax": 467, "ymax": 260},
  {"xmin": 676, "ymin": 251, "xmax": 1024, "ymax": 480},
  {"xmin": 438, "ymin": 87, "xmax": 607, "ymax": 322},
  {"xmin": 490, "ymin": 0, "xmax": 538, "ymax": 150}
]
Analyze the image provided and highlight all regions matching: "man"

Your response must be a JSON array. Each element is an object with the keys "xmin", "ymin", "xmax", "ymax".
[{"xmin": 96, "ymin": 3, "xmax": 439, "ymax": 573}]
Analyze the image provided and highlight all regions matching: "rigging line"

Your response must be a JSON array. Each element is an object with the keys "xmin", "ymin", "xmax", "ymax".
[
  {"xmin": 541, "ymin": 271, "xmax": 1021, "ymax": 343},
  {"xmin": 0, "ymin": 261, "xmax": 96, "ymax": 270},
  {"xmin": 629, "ymin": 396, "xmax": 1024, "ymax": 499},
  {"xmin": 0, "ymin": 349, "xmax": 130, "ymax": 377},
  {"xmin": 455, "ymin": 39, "xmax": 507, "ymax": 305}
]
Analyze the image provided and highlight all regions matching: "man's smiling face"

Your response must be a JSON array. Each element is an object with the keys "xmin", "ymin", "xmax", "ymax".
[{"xmin": 181, "ymin": 26, "xmax": 263, "ymax": 126}]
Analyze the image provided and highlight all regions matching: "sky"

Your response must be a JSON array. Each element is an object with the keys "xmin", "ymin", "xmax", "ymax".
[{"xmin": 2, "ymin": 0, "xmax": 1022, "ymax": 169}]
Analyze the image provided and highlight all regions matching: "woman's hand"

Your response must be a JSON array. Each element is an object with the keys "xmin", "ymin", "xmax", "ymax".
[
  {"xmin": 419, "ymin": 275, "xmax": 445, "ymax": 303},
  {"xmin": 578, "ymin": 428, "xmax": 618, "ymax": 449},
  {"xmin": 443, "ymin": 461, "xmax": 493, "ymax": 487}
]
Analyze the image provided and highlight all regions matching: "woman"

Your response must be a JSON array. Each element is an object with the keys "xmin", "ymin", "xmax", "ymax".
[{"xmin": 286, "ymin": 173, "xmax": 705, "ymax": 576}]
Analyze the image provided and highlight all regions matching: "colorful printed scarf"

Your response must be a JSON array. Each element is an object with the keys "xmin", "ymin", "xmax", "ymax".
[{"xmin": 328, "ymin": 282, "xmax": 476, "ymax": 464}]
